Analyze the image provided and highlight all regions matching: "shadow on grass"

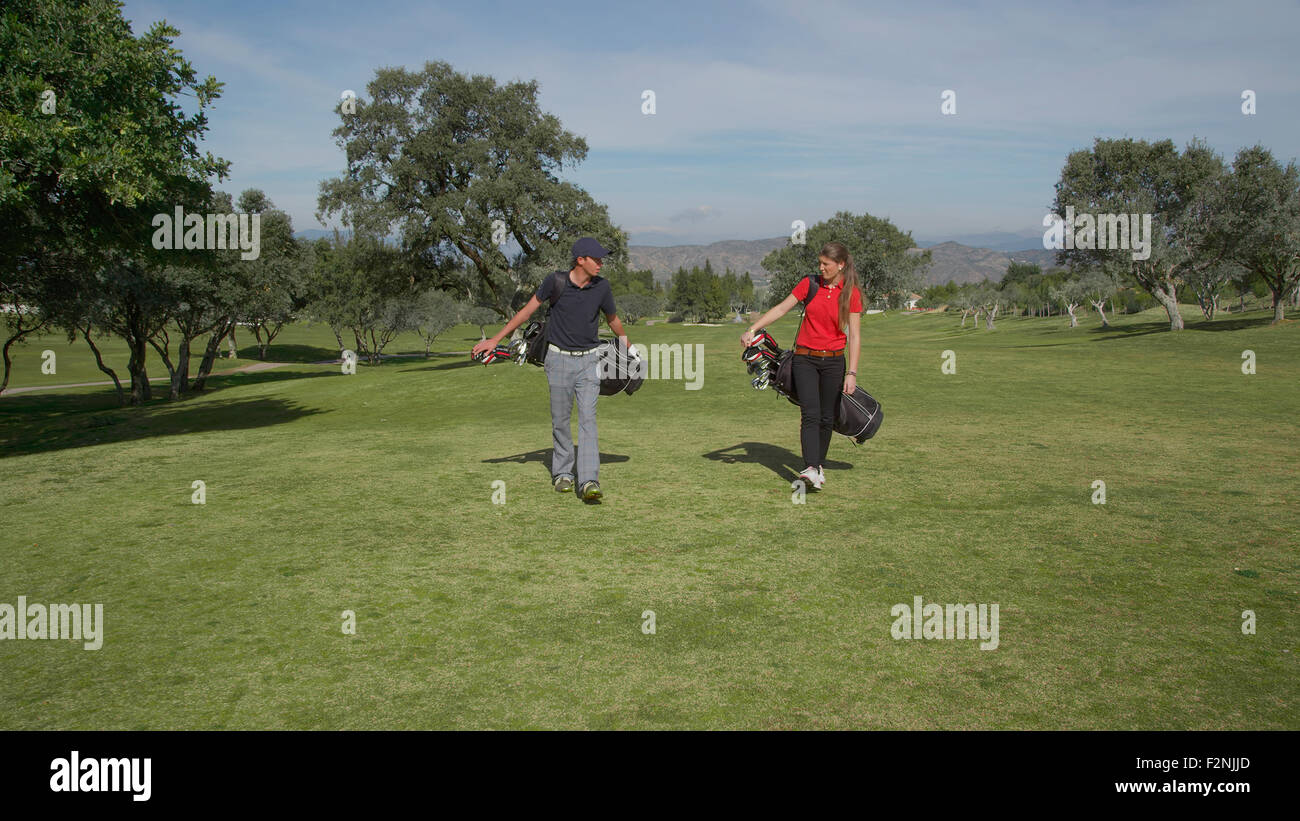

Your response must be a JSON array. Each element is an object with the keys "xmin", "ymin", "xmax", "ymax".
[
  {"xmin": 482, "ymin": 448, "xmax": 630, "ymax": 476},
  {"xmin": 703, "ymin": 441, "xmax": 852, "ymax": 482},
  {"xmin": 233, "ymin": 342, "xmax": 339, "ymax": 363},
  {"xmin": 201, "ymin": 369, "xmax": 339, "ymax": 391},
  {"xmin": 405, "ymin": 356, "xmax": 480, "ymax": 372},
  {"xmin": 0, "ymin": 393, "xmax": 328, "ymax": 458},
  {"xmin": 1183, "ymin": 314, "xmax": 1283, "ymax": 332},
  {"xmin": 1081, "ymin": 312, "xmax": 1281, "ymax": 339}
]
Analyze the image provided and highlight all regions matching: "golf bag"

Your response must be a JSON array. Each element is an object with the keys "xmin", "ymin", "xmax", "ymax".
[
  {"xmin": 596, "ymin": 339, "xmax": 645, "ymax": 396},
  {"xmin": 834, "ymin": 386, "xmax": 883, "ymax": 443},
  {"xmin": 521, "ymin": 271, "xmax": 570, "ymax": 367}
]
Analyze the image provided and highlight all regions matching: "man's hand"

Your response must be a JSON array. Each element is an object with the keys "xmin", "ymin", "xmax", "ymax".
[{"xmin": 471, "ymin": 337, "xmax": 499, "ymax": 359}]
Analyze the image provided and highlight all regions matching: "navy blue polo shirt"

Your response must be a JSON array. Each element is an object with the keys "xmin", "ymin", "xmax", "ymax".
[{"xmin": 535, "ymin": 271, "xmax": 616, "ymax": 351}]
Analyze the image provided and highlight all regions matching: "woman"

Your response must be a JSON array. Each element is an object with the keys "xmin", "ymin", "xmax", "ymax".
[{"xmin": 741, "ymin": 241, "xmax": 862, "ymax": 490}]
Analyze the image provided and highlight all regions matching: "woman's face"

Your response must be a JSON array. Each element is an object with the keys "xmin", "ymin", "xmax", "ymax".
[{"xmin": 818, "ymin": 255, "xmax": 843, "ymax": 281}]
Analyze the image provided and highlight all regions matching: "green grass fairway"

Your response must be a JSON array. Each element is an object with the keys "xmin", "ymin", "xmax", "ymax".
[{"xmin": 1, "ymin": 308, "xmax": 1296, "ymax": 729}]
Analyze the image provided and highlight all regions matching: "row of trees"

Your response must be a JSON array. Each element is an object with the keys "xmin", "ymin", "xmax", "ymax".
[
  {"xmin": 923, "ymin": 255, "xmax": 1283, "ymax": 331},
  {"xmin": 664, "ymin": 260, "xmax": 757, "ymax": 323},
  {"xmin": 1051, "ymin": 138, "xmax": 1299, "ymax": 330},
  {"xmin": 3, "ymin": 1, "xmax": 238, "ymax": 401},
  {"xmin": 926, "ymin": 267, "xmax": 1128, "ymax": 330},
  {"xmin": 1, "ymin": 2, "xmax": 631, "ymax": 402}
]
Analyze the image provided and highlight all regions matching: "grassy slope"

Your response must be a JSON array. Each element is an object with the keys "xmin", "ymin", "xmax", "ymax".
[{"xmin": 1, "ymin": 308, "xmax": 1296, "ymax": 729}]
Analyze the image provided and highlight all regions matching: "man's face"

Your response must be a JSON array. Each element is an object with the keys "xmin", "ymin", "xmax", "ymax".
[{"xmin": 578, "ymin": 255, "xmax": 604, "ymax": 276}]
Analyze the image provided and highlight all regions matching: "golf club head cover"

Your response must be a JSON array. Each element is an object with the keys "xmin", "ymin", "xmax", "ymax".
[
  {"xmin": 475, "ymin": 344, "xmax": 514, "ymax": 365},
  {"xmin": 752, "ymin": 329, "xmax": 780, "ymax": 353}
]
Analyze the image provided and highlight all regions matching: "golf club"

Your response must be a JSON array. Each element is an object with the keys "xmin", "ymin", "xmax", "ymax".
[{"xmin": 509, "ymin": 338, "xmax": 527, "ymax": 365}]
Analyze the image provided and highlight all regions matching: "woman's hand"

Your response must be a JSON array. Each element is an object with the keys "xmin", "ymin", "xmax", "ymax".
[
  {"xmin": 843, "ymin": 373, "xmax": 857, "ymax": 395},
  {"xmin": 740, "ymin": 329, "xmax": 756, "ymax": 346}
]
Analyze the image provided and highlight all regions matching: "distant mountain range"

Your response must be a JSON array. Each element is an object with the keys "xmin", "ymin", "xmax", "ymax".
[
  {"xmin": 294, "ymin": 229, "xmax": 1062, "ymax": 288},
  {"xmin": 906, "ymin": 242, "xmax": 1060, "ymax": 287},
  {"xmin": 628, "ymin": 237, "xmax": 1060, "ymax": 288},
  {"xmin": 627, "ymin": 238, "xmax": 788, "ymax": 284}
]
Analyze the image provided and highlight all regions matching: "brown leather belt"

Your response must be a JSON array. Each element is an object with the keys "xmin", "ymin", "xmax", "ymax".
[{"xmin": 794, "ymin": 346, "xmax": 844, "ymax": 357}]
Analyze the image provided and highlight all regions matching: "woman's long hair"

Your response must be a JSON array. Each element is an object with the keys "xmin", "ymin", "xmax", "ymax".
[{"xmin": 820, "ymin": 241, "xmax": 859, "ymax": 330}]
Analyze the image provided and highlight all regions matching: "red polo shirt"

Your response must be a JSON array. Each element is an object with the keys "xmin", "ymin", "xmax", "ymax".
[{"xmin": 792, "ymin": 276, "xmax": 862, "ymax": 350}]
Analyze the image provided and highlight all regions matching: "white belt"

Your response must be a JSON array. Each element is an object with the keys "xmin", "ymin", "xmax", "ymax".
[{"xmin": 548, "ymin": 343, "xmax": 599, "ymax": 356}]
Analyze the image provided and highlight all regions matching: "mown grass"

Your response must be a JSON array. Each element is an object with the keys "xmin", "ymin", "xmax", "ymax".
[{"xmin": 1, "ymin": 306, "xmax": 1295, "ymax": 729}]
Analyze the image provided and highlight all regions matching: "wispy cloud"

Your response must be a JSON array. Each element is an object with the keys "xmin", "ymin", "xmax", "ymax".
[
  {"xmin": 669, "ymin": 206, "xmax": 720, "ymax": 224},
  {"xmin": 120, "ymin": 0, "xmax": 1300, "ymax": 245}
]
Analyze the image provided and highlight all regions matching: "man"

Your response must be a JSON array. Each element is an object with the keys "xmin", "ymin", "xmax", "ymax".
[{"xmin": 471, "ymin": 238, "xmax": 629, "ymax": 502}]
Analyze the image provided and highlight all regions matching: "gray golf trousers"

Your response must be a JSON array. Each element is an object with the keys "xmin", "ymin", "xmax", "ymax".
[{"xmin": 544, "ymin": 347, "xmax": 600, "ymax": 485}]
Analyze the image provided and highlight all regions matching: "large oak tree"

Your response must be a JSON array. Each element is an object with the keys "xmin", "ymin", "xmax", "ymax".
[{"xmin": 317, "ymin": 61, "xmax": 627, "ymax": 317}]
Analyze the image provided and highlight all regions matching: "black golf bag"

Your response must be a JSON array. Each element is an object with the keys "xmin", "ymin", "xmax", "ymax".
[
  {"xmin": 596, "ymin": 339, "xmax": 645, "ymax": 396},
  {"xmin": 834, "ymin": 387, "xmax": 883, "ymax": 443}
]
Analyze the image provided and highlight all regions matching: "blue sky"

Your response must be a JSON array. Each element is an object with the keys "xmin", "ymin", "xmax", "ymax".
[{"xmin": 121, "ymin": 0, "xmax": 1300, "ymax": 247}]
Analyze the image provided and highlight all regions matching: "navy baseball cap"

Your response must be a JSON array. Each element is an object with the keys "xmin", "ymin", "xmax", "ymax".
[{"xmin": 571, "ymin": 237, "xmax": 611, "ymax": 259}]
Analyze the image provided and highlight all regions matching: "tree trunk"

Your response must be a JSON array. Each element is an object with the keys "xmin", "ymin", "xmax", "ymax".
[
  {"xmin": 1, "ymin": 329, "xmax": 25, "ymax": 395},
  {"xmin": 0, "ymin": 313, "xmax": 50, "ymax": 394},
  {"xmin": 127, "ymin": 337, "xmax": 150, "ymax": 404},
  {"xmin": 262, "ymin": 322, "xmax": 281, "ymax": 358},
  {"xmin": 192, "ymin": 319, "xmax": 234, "ymax": 392},
  {"xmin": 253, "ymin": 324, "xmax": 267, "ymax": 360},
  {"xmin": 1195, "ymin": 292, "xmax": 1212, "ymax": 321},
  {"xmin": 147, "ymin": 335, "xmax": 181, "ymax": 400},
  {"xmin": 331, "ymin": 325, "xmax": 346, "ymax": 358},
  {"xmin": 1090, "ymin": 300, "xmax": 1109, "ymax": 327},
  {"xmin": 1067, "ymin": 305, "xmax": 1078, "ymax": 327},
  {"xmin": 80, "ymin": 325, "xmax": 124, "ymax": 405},
  {"xmin": 1, "ymin": 331, "xmax": 20, "ymax": 394},
  {"xmin": 1151, "ymin": 285, "xmax": 1184, "ymax": 330},
  {"xmin": 226, "ymin": 325, "xmax": 238, "ymax": 359},
  {"xmin": 174, "ymin": 334, "xmax": 191, "ymax": 396},
  {"xmin": 1268, "ymin": 277, "xmax": 1295, "ymax": 323}
]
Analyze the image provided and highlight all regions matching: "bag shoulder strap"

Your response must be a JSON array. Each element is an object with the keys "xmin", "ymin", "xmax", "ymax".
[
  {"xmin": 547, "ymin": 271, "xmax": 567, "ymax": 310},
  {"xmin": 791, "ymin": 274, "xmax": 818, "ymax": 348},
  {"xmin": 802, "ymin": 274, "xmax": 819, "ymax": 305}
]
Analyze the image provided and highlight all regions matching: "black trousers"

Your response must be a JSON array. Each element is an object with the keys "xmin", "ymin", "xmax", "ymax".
[{"xmin": 792, "ymin": 354, "xmax": 845, "ymax": 468}]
